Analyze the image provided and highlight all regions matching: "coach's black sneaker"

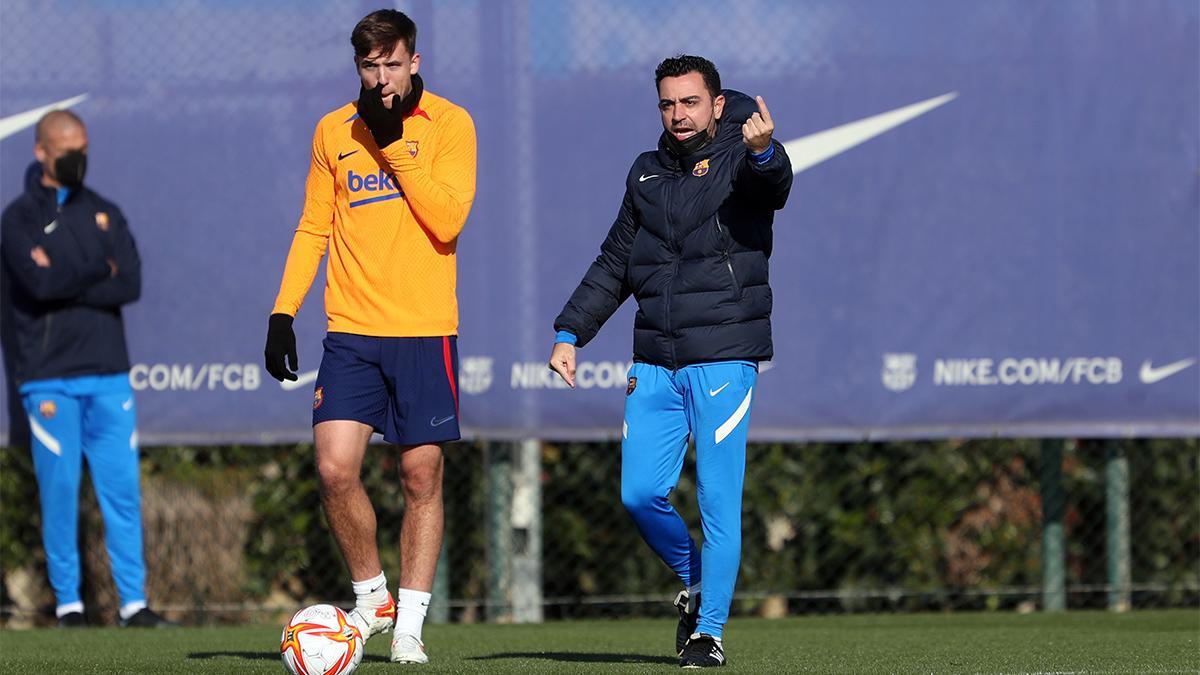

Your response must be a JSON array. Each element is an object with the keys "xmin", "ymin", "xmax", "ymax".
[
  {"xmin": 57, "ymin": 611, "xmax": 87, "ymax": 628},
  {"xmin": 673, "ymin": 589, "xmax": 700, "ymax": 656},
  {"xmin": 679, "ymin": 633, "xmax": 726, "ymax": 668},
  {"xmin": 120, "ymin": 607, "xmax": 179, "ymax": 628}
]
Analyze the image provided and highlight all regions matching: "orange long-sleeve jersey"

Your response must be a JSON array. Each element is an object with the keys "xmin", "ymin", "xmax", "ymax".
[{"xmin": 272, "ymin": 90, "xmax": 476, "ymax": 336}]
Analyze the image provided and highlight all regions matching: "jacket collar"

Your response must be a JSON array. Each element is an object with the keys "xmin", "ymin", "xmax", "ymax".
[{"xmin": 23, "ymin": 162, "xmax": 57, "ymax": 206}]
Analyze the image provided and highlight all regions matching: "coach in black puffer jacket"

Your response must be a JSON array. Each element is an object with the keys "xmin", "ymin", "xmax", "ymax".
[
  {"xmin": 549, "ymin": 55, "xmax": 794, "ymax": 666},
  {"xmin": 553, "ymin": 87, "xmax": 792, "ymax": 368}
]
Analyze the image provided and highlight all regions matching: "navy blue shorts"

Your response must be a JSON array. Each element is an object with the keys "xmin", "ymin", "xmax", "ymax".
[{"xmin": 312, "ymin": 333, "xmax": 460, "ymax": 445}]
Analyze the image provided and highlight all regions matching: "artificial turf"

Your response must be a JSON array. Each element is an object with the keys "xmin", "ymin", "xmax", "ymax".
[{"xmin": 0, "ymin": 609, "xmax": 1196, "ymax": 673}]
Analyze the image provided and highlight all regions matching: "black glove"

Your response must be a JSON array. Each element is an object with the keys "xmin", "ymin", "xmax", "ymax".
[
  {"xmin": 357, "ymin": 83, "xmax": 404, "ymax": 149},
  {"xmin": 264, "ymin": 313, "xmax": 298, "ymax": 382},
  {"xmin": 355, "ymin": 74, "xmax": 424, "ymax": 150}
]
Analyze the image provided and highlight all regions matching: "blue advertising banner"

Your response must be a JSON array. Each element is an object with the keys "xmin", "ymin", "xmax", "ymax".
[{"xmin": 2, "ymin": 1, "xmax": 1196, "ymax": 444}]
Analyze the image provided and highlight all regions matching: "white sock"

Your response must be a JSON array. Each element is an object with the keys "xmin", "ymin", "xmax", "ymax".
[
  {"xmin": 118, "ymin": 600, "xmax": 147, "ymax": 621},
  {"xmin": 690, "ymin": 632, "xmax": 723, "ymax": 645},
  {"xmin": 687, "ymin": 583, "xmax": 701, "ymax": 612},
  {"xmin": 393, "ymin": 588, "xmax": 431, "ymax": 640},
  {"xmin": 56, "ymin": 601, "xmax": 84, "ymax": 618},
  {"xmin": 352, "ymin": 571, "xmax": 389, "ymax": 609}
]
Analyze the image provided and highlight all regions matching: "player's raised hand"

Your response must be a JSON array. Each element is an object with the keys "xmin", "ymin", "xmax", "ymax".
[
  {"xmin": 356, "ymin": 83, "xmax": 405, "ymax": 149},
  {"xmin": 548, "ymin": 342, "xmax": 577, "ymax": 389},
  {"xmin": 742, "ymin": 95, "xmax": 774, "ymax": 155}
]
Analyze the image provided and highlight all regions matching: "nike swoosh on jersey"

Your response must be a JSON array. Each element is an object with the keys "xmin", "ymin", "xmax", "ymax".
[
  {"xmin": 338, "ymin": 150, "xmax": 359, "ymax": 160},
  {"xmin": 431, "ymin": 415, "xmax": 456, "ymax": 427},
  {"xmin": 708, "ymin": 382, "xmax": 730, "ymax": 397},
  {"xmin": 1139, "ymin": 358, "xmax": 1196, "ymax": 384},
  {"xmin": 0, "ymin": 94, "xmax": 89, "ymax": 142},
  {"xmin": 784, "ymin": 92, "xmax": 957, "ymax": 174},
  {"xmin": 638, "ymin": 174, "xmax": 661, "ymax": 182},
  {"xmin": 280, "ymin": 370, "xmax": 319, "ymax": 391}
]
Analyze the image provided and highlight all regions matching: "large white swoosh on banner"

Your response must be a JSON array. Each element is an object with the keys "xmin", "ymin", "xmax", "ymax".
[
  {"xmin": 785, "ymin": 92, "xmax": 957, "ymax": 174},
  {"xmin": 0, "ymin": 94, "xmax": 89, "ymax": 142}
]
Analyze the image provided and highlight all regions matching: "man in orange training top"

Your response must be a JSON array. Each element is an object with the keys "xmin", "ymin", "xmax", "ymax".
[{"xmin": 263, "ymin": 8, "xmax": 475, "ymax": 665}]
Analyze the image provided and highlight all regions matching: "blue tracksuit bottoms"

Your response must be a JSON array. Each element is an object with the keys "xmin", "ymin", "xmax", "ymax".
[
  {"xmin": 20, "ymin": 373, "xmax": 145, "ymax": 612},
  {"xmin": 620, "ymin": 360, "xmax": 756, "ymax": 638}
]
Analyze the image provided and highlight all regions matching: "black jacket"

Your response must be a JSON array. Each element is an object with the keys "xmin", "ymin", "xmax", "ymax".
[
  {"xmin": 0, "ymin": 162, "xmax": 141, "ymax": 385},
  {"xmin": 555, "ymin": 90, "xmax": 792, "ymax": 368}
]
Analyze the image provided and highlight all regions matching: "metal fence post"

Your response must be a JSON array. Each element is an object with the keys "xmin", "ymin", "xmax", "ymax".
[
  {"xmin": 1105, "ymin": 439, "xmax": 1131, "ymax": 611},
  {"xmin": 511, "ymin": 439, "xmax": 543, "ymax": 623},
  {"xmin": 1040, "ymin": 439, "xmax": 1066, "ymax": 612},
  {"xmin": 486, "ymin": 442, "xmax": 513, "ymax": 622}
]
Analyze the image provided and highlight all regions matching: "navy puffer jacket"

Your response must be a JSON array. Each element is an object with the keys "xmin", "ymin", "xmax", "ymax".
[
  {"xmin": 555, "ymin": 90, "xmax": 792, "ymax": 368},
  {"xmin": 1, "ymin": 162, "xmax": 141, "ymax": 385}
]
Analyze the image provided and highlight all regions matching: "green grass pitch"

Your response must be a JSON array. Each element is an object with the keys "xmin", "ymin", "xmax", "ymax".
[{"xmin": 0, "ymin": 610, "xmax": 1196, "ymax": 673}]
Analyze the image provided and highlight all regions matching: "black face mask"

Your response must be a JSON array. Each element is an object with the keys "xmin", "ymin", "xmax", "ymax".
[
  {"xmin": 53, "ymin": 150, "xmax": 87, "ymax": 189},
  {"xmin": 660, "ymin": 127, "xmax": 712, "ymax": 158}
]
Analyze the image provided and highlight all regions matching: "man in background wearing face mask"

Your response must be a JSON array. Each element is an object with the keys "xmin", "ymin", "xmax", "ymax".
[
  {"xmin": 263, "ymin": 9, "xmax": 476, "ymax": 664},
  {"xmin": 548, "ymin": 55, "xmax": 792, "ymax": 668},
  {"xmin": 0, "ymin": 110, "xmax": 174, "ymax": 628}
]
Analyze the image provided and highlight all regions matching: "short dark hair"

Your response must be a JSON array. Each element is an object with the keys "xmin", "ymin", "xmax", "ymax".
[
  {"xmin": 654, "ymin": 55, "xmax": 721, "ymax": 98},
  {"xmin": 351, "ymin": 9, "xmax": 417, "ymax": 60}
]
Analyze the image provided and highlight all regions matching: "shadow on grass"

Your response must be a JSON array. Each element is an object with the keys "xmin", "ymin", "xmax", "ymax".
[
  {"xmin": 469, "ymin": 652, "xmax": 677, "ymax": 665},
  {"xmin": 188, "ymin": 652, "xmax": 390, "ymax": 663}
]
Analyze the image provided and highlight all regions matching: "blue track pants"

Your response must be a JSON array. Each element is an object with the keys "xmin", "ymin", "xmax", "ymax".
[
  {"xmin": 20, "ymin": 373, "xmax": 145, "ymax": 611},
  {"xmin": 620, "ymin": 361, "xmax": 756, "ymax": 638}
]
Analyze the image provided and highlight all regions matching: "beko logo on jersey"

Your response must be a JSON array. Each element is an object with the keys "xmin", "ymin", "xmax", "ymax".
[
  {"xmin": 130, "ymin": 363, "xmax": 261, "ymax": 391},
  {"xmin": 347, "ymin": 169, "xmax": 399, "ymax": 193},
  {"xmin": 347, "ymin": 170, "xmax": 404, "ymax": 208}
]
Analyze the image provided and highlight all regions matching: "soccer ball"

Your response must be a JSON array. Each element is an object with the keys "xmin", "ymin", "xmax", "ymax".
[{"xmin": 280, "ymin": 604, "xmax": 364, "ymax": 675}]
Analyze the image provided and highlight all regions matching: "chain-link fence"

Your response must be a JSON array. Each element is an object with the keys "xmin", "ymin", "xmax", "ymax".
[{"xmin": 1, "ymin": 438, "xmax": 1195, "ymax": 627}]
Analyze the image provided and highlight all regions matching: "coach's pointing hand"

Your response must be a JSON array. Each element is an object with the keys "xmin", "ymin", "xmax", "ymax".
[
  {"xmin": 742, "ymin": 95, "xmax": 774, "ymax": 155},
  {"xmin": 548, "ymin": 342, "xmax": 577, "ymax": 389},
  {"xmin": 264, "ymin": 313, "xmax": 299, "ymax": 382}
]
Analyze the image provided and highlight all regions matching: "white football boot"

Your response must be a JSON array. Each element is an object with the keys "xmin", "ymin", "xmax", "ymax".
[
  {"xmin": 390, "ymin": 632, "xmax": 429, "ymax": 664},
  {"xmin": 347, "ymin": 593, "xmax": 396, "ymax": 640}
]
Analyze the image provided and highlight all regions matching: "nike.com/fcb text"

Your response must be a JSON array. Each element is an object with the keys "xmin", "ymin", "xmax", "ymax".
[
  {"xmin": 933, "ymin": 357, "xmax": 1121, "ymax": 386},
  {"xmin": 130, "ymin": 363, "xmax": 261, "ymax": 391}
]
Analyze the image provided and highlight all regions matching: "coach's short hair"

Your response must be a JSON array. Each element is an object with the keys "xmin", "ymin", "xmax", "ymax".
[
  {"xmin": 352, "ymin": 9, "xmax": 417, "ymax": 60},
  {"xmin": 654, "ymin": 55, "xmax": 721, "ymax": 98}
]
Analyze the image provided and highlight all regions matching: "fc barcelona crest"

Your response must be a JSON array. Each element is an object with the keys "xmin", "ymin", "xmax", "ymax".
[
  {"xmin": 39, "ymin": 400, "xmax": 57, "ymax": 419},
  {"xmin": 313, "ymin": 386, "xmax": 324, "ymax": 410},
  {"xmin": 626, "ymin": 377, "xmax": 637, "ymax": 396},
  {"xmin": 692, "ymin": 158, "xmax": 710, "ymax": 177},
  {"xmin": 406, "ymin": 140, "xmax": 419, "ymax": 158},
  {"xmin": 881, "ymin": 353, "xmax": 917, "ymax": 392},
  {"xmin": 95, "ymin": 212, "xmax": 110, "ymax": 231}
]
